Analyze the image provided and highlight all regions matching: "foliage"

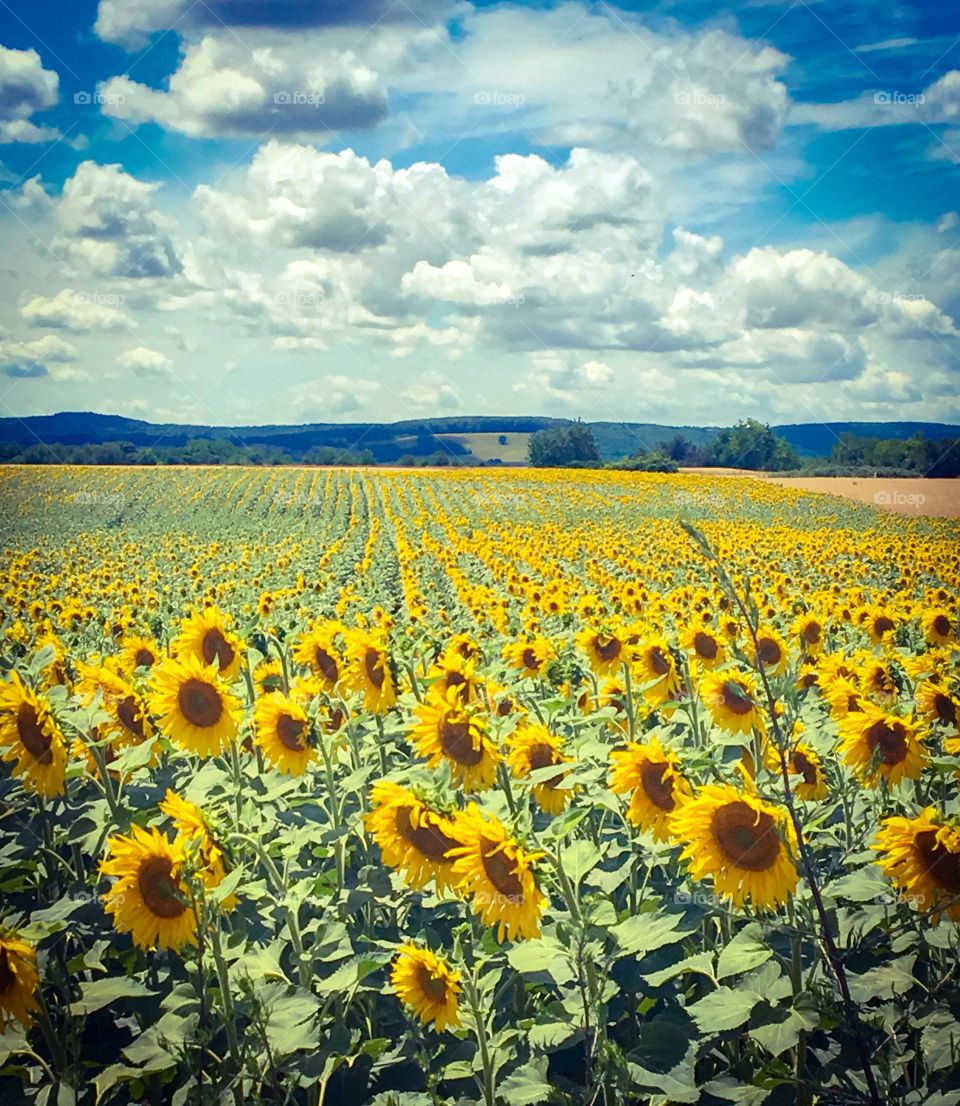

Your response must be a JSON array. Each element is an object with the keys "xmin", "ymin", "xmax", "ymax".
[
  {"xmin": 830, "ymin": 432, "xmax": 960, "ymax": 477},
  {"xmin": 527, "ymin": 422, "xmax": 601, "ymax": 467},
  {"xmin": 706, "ymin": 419, "xmax": 799, "ymax": 471}
]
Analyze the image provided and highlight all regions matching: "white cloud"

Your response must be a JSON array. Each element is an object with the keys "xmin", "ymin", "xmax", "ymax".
[
  {"xmin": 20, "ymin": 288, "xmax": 134, "ymax": 331},
  {"xmin": 0, "ymin": 334, "xmax": 78, "ymax": 377},
  {"xmin": 117, "ymin": 346, "xmax": 173, "ymax": 377},
  {"xmin": 0, "ymin": 45, "xmax": 59, "ymax": 144},
  {"xmin": 401, "ymin": 370, "xmax": 461, "ymax": 411}
]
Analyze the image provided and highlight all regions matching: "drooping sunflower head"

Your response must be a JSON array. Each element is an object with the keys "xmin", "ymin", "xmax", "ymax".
[
  {"xmin": 699, "ymin": 670, "xmax": 764, "ymax": 735},
  {"xmin": 0, "ymin": 670, "xmax": 67, "ymax": 797},
  {"xmin": 149, "ymin": 654, "xmax": 241, "ymax": 758},
  {"xmin": 159, "ymin": 789, "xmax": 237, "ymax": 910},
  {"xmin": 634, "ymin": 637, "xmax": 682, "ymax": 706},
  {"xmin": 448, "ymin": 805, "xmax": 546, "ymax": 942},
  {"xmin": 503, "ymin": 637, "xmax": 556, "ymax": 680},
  {"xmin": 609, "ymin": 734, "xmax": 692, "ymax": 841},
  {"xmin": 0, "ymin": 930, "xmax": 40, "ymax": 1031},
  {"xmin": 344, "ymin": 629, "xmax": 397, "ymax": 714},
  {"xmin": 411, "ymin": 692, "xmax": 498, "ymax": 792},
  {"xmin": 365, "ymin": 780, "xmax": 461, "ymax": 893},
  {"xmin": 100, "ymin": 825, "xmax": 198, "ymax": 951},
  {"xmin": 821, "ymin": 675, "xmax": 865, "ymax": 720},
  {"xmin": 838, "ymin": 704, "xmax": 925, "ymax": 787},
  {"xmin": 254, "ymin": 691, "xmax": 314, "ymax": 775},
  {"xmin": 505, "ymin": 722, "xmax": 574, "ymax": 815},
  {"xmin": 670, "ymin": 783, "xmax": 799, "ymax": 911},
  {"xmin": 390, "ymin": 943, "xmax": 461, "ymax": 1032},
  {"xmin": 875, "ymin": 808, "xmax": 960, "ymax": 923},
  {"xmin": 175, "ymin": 606, "xmax": 243, "ymax": 681}
]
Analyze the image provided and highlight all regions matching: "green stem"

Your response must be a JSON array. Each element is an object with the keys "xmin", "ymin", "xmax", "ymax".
[{"xmin": 622, "ymin": 662, "xmax": 636, "ymax": 742}]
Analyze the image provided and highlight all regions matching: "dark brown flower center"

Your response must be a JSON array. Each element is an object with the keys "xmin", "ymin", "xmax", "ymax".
[
  {"xmin": 648, "ymin": 647, "xmax": 670, "ymax": 676},
  {"xmin": 802, "ymin": 621, "xmax": 822, "ymax": 644},
  {"xmin": 521, "ymin": 648, "xmax": 540, "ymax": 671},
  {"xmin": 364, "ymin": 649, "xmax": 386, "ymax": 689},
  {"xmin": 416, "ymin": 962, "xmax": 449, "ymax": 1003},
  {"xmin": 792, "ymin": 751, "xmax": 818, "ymax": 786},
  {"xmin": 496, "ymin": 697, "xmax": 515, "ymax": 717},
  {"xmin": 17, "ymin": 702, "xmax": 53, "ymax": 764},
  {"xmin": 178, "ymin": 679, "xmax": 223, "ymax": 728},
  {"xmin": 595, "ymin": 636, "xmax": 622, "ymax": 662},
  {"xmin": 276, "ymin": 712, "xmax": 305, "ymax": 752},
  {"xmin": 481, "ymin": 842, "xmax": 523, "ymax": 899},
  {"xmin": 640, "ymin": 760, "xmax": 676, "ymax": 811},
  {"xmin": 315, "ymin": 647, "xmax": 339, "ymax": 684},
  {"xmin": 873, "ymin": 615, "xmax": 895, "ymax": 636},
  {"xmin": 527, "ymin": 742, "xmax": 564, "ymax": 788},
  {"xmin": 117, "ymin": 695, "xmax": 145, "ymax": 739},
  {"xmin": 932, "ymin": 614, "xmax": 951, "ymax": 638},
  {"xmin": 916, "ymin": 830, "xmax": 960, "ymax": 895},
  {"xmin": 694, "ymin": 632, "xmax": 718, "ymax": 660},
  {"xmin": 0, "ymin": 948, "xmax": 14, "ymax": 994},
  {"xmin": 712, "ymin": 802, "xmax": 781, "ymax": 871},
  {"xmin": 933, "ymin": 693, "xmax": 957, "ymax": 725},
  {"xmin": 865, "ymin": 719, "xmax": 907, "ymax": 766},
  {"xmin": 397, "ymin": 806, "xmax": 457, "ymax": 860},
  {"xmin": 722, "ymin": 681, "xmax": 754, "ymax": 716},
  {"xmin": 757, "ymin": 638, "xmax": 782, "ymax": 667},
  {"xmin": 135, "ymin": 648, "xmax": 156, "ymax": 668},
  {"xmin": 439, "ymin": 718, "xmax": 483, "ymax": 766},
  {"xmin": 138, "ymin": 855, "xmax": 187, "ymax": 918},
  {"xmin": 202, "ymin": 627, "xmax": 235, "ymax": 672}
]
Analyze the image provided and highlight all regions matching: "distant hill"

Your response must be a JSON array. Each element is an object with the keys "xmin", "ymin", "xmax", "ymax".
[{"xmin": 0, "ymin": 412, "xmax": 956, "ymax": 464}]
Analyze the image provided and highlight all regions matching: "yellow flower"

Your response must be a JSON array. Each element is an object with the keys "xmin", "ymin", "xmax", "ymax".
[
  {"xmin": 747, "ymin": 629, "xmax": 790, "ymax": 676},
  {"xmin": 699, "ymin": 670, "xmax": 765, "ymax": 735},
  {"xmin": 0, "ymin": 930, "xmax": 40, "ymax": 1031},
  {"xmin": 365, "ymin": 780, "xmax": 460, "ymax": 892},
  {"xmin": 670, "ymin": 783, "xmax": 799, "ymax": 910},
  {"xmin": 254, "ymin": 691, "xmax": 313, "ymax": 775},
  {"xmin": 838, "ymin": 705, "xmax": 925, "ymax": 787},
  {"xmin": 792, "ymin": 612, "xmax": 826, "ymax": 657},
  {"xmin": 448, "ymin": 804, "xmax": 546, "ymax": 941},
  {"xmin": 680, "ymin": 622, "xmax": 726, "ymax": 670},
  {"xmin": 160, "ymin": 790, "xmax": 237, "ymax": 910},
  {"xmin": 175, "ymin": 605, "xmax": 243, "ymax": 681},
  {"xmin": 292, "ymin": 622, "xmax": 344, "ymax": 691},
  {"xmin": 633, "ymin": 637, "xmax": 682, "ymax": 706},
  {"xmin": 503, "ymin": 637, "xmax": 556, "ymax": 680},
  {"xmin": 411, "ymin": 692, "xmax": 498, "ymax": 792},
  {"xmin": 874, "ymin": 808, "xmax": 960, "ymax": 923},
  {"xmin": 149, "ymin": 654, "xmax": 241, "ymax": 757},
  {"xmin": 922, "ymin": 609, "xmax": 956, "ymax": 646},
  {"xmin": 505, "ymin": 723, "xmax": 574, "ymax": 815},
  {"xmin": 609, "ymin": 735, "xmax": 691, "ymax": 841},
  {"xmin": 121, "ymin": 635, "xmax": 161, "ymax": 674},
  {"xmin": 576, "ymin": 627, "xmax": 628, "ymax": 676},
  {"xmin": 101, "ymin": 825, "xmax": 198, "ymax": 950},
  {"xmin": 391, "ymin": 943, "xmax": 461, "ymax": 1032},
  {"xmin": 344, "ymin": 630, "xmax": 397, "ymax": 713},
  {"xmin": 916, "ymin": 681, "xmax": 959, "ymax": 730},
  {"xmin": 0, "ymin": 671, "xmax": 67, "ymax": 797}
]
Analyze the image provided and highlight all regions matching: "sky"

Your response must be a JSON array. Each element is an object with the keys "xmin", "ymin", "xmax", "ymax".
[{"xmin": 0, "ymin": 0, "xmax": 957, "ymax": 428}]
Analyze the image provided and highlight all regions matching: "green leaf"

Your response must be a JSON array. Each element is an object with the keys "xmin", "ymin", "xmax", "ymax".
[
  {"xmin": 642, "ymin": 951, "xmax": 715, "ymax": 988},
  {"xmin": 687, "ymin": 986, "xmax": 761, "ymax": 1034},
  {"xmin": 750, "ymin": 1002, "xmax": 818, "ymax": 1057},
  {"xmin": 848, "ymin": 955, "xmax": 917, "ymax": 1004},
  {"xmin": 716, "ymin": 924, "xmax": 772, "ymax": 980},
  {"xmin": 702, "ymin": 1078, "xmax": 770, "ymax": 1105},
  {"xmin": 562, "ymin": 839, "xmax": 602, "ymax": 886},
  {"xmin": 70, "ymin": 977, "xmax": 156, "ymax": 1015},
  {"xmin": 500, "ymin": 1057, "xmax": 552, "ymax": 1106},
  {"xmin": 612, "ymin": 910, "xmax": 693, "ymax": 956},
  {"xmin": 263, "ymin": 987, "xmax": 321, "ymax": 1056},
  {"xmin": 209, "ymin": 865, "xmax": 244, "ymax": 905}
]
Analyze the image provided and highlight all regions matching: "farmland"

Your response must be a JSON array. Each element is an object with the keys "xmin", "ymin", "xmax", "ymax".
[{"xmin": 1, "ymin": 464, "xmax": 959, "ymax": 1106}]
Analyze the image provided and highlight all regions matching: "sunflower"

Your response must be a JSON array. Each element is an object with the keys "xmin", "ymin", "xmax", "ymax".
[
  {"xmin": 748, "ymin": 629, "xmax": 790, "ymax": 676},
  {"xmin": 858, "ymin": 657, "xmax": 900, "ymax": 707},
  {"xmin": 411, "ymin": 693, "xmax": 498, "ymax": 792},
  {"xmin": 0, "ymin": 671, "xmax": 67, "ymax": 797},
  {"xmin": 680, "ymin": 622, "xmax": 726, "ymax": 670},
  {"xmin": 699, "ymin": 671, "xmax": 765, "ymax": 735},
  {"xmin": 670, "ymin": 783, "xmax": 799, "ymax": 910},
  {"xmin": 864, "ymin": 607, "xmax": 898, "ymax": 645},
  {"xmin": 821, "ymin": 675, "xmax": 865, "ymax": 719},
  {"xmin": 344, "ymin": 630, "xmax": 397, "ymax": 714},
  {"xmin": 253, "ymin": 658, "xmax": 285, "ymax": 695},
  {"xmin": 917, "ymin": 681, "xmax": 959, "ymax": 730},
  {"xmin": 576, "ymin": 627, "xmax": 628, "ymax": 677},
  {"xmin": 426, "ymin": 653, "xmax": 478, "ymax": 704},
  {"xmin": 175, "ymin": 606, "xmax": 243, "ymax": 681},
  {"xmin": 838, "ymin": 705, "xmax": 925, "ymax": 787},
  {"xmin": 121, "ymin": 634, "xmax": 161, "ymax": 674},
  {"xmin": 365, "ymin": 780, "xmax": 460, "ymax": 892},
  {"xmin": 292, "ymin": 622, "xmax": 344, "ymax": 691},
  {"xmin": 77, "ymin": 664, "xmax": 153, "ymax": 750},
  {"xmin": 391, "ymin": 943, "xmax": 461, "ymax": 1032},
  {"xmin": 765, "ymin": 728, "xmax": 828, "ymax": 801},
  {"xmin": 792, "ymin": 612, "xmax": 825, "ymax": 657},
  {"xmin": 448, "ymin": 805, "xmax": 546, "ymax": 941},
  {"xmin": 609, "ymin": 734, "xmax": 692, "ymax": 841},
  {"xmin": 160, "ymin": 790, "xmax": 237, "ymax": 910},
  {"xmin": 254, "ymin": 691, "xmax": 314, "ymax": 775},
  {"xmin": 922, "ymin": 609, "xmax": 956, "ymax": 647},
  {"xmin": 0, "ymin": 930, "xmax": 40, "ymax": 1031},
  {"xmin": 874, "ymin": 808, "xmax": 960, "ymax": 923},
  {"xmin": 505, "ymin": 723, "xmax": 574, "ymax": 815},
  {"xmin": 503, "ymin": 637, "xmax": 556, "ymax": 680},
  {"xmin": 442, "ymin": 633, "xmax": 480, "ymax": 662},
  {"xmin": 634, "ymin": 638, "xmax": 682, "ymax": 706},
  {"xmin": 100, "ymin": 825, "xmax": 197, "ymax": 950},
  {"xmin": 149, "ymin": 654, "xmax": 240, "ymax": 757}
]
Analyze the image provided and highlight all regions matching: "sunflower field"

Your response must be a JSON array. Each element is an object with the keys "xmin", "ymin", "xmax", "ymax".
[{"xmin": 1, "ymin": 463, "xmax": 959, "ymax": 1106}]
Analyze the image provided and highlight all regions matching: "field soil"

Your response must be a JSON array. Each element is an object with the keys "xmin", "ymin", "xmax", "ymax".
[{"xmin": 680, "ymin": 468, "xmax": 960, "ymax": 518}]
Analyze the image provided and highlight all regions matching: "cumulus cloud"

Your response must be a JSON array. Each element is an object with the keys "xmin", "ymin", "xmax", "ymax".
[
  {"xmin": 117, "ymin": 346, "xmax": 173, "ymax": 377},
  {"xmin": 21, "ymin": 288, "xmax": 134, "ymax": 331},
  {"xmin": 0, "ymin": 45, "xmax": 59, "ymax": 144},
  {"xmin": 400, "ymin": 370, "xmax": 461, "ymax": 411},
  {"xmin": 54, "ymin": 162, "xmax": 181, "ymax": 279},
  {"xmin": 0, "ymin": 334, "xmax": 78, "ymax": 377},
  {"xmin": 294, "ymin": 375, "xmax": 380, "ymax": 417},
  {"xmin": 792, "ymin": 68, "xmax": 960, "ymax": 131}
]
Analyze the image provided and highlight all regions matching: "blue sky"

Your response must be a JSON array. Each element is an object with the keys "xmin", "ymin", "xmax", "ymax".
[{"xmin": 0, "ymin": 0, "xmax": 957, "ymax": 427}]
